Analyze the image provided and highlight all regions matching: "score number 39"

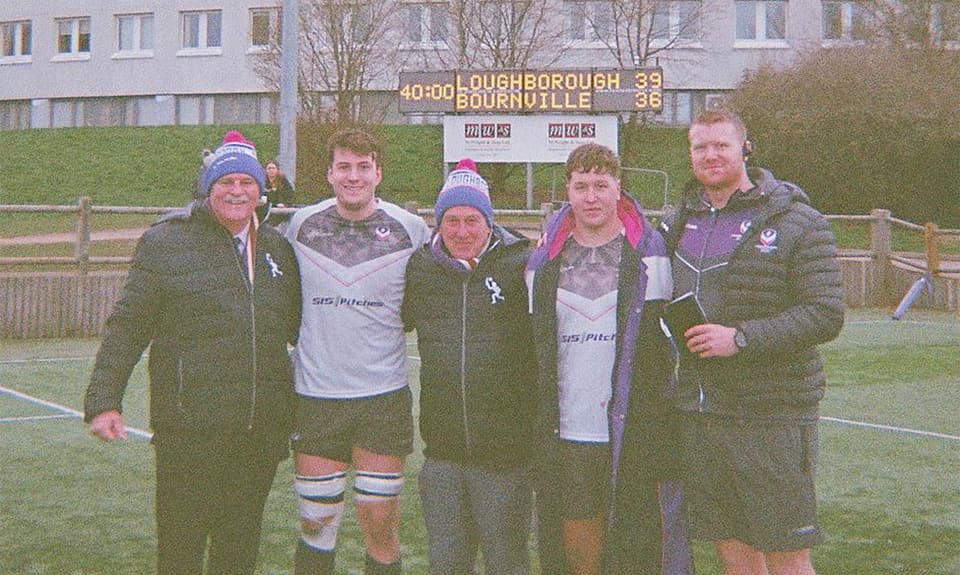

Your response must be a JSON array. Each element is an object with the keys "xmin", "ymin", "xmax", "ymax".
[{"xmin": 634, "ymin": 70, "xmax": 663, "ymax": 110}]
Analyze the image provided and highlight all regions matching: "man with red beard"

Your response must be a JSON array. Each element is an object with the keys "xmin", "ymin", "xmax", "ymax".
[{"xmin": 659, "ymin": 110, "xmax": 844, "ymax": 575}]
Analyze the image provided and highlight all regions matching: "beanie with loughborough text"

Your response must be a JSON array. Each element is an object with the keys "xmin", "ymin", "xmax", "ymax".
[
  {"xmin": 200, "ymin": 131, "xmax": 266, "ymax": 196},
  {"xmin": 434, "ymin": 159, "xmax": 493, "ymax": 227}
]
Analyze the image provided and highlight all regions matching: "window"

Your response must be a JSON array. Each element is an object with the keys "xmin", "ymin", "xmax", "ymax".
[
  {"xmin": 334, "ymin": 4, "xmax": 373, "ymax": 47},
  {"xmin": 652, "ymin": 1, "xmax": 701, "ymax": 42},
  {"xmin": 1, "ymin": 20, "xmax": 32, "ymax": 60},
  {"xmin": 403, "ymin": 3, "xmax": 448, "ymax": 45},
  {"xmin": 251, "ymin": 8, "xmax": 281, "ymax": 48},
  {"xmin": 566, "ymin": 1, "xmax": 613, "ymax": 43},
  {"xmin": 181, "ymin": 10, "xmax": 222, "ymax": 50},
  {"xmin": 56, "ymin": 17, "xmax": 91, "ymax": 55},
  {"xmin": 117, "ymin": 13, "xmax": 153, "ymax": 52},
  {"xmin": 822, "ymin": 1, "xmax": 870, "ymax": 41},
  {"xmin": 479, "ymin": 1, "xmax": 532, "ymax": 41},
  {"xmin": 735, "ymin": 0, "xmax": 786, "ymax": 43},
  {"xmin": 934, "ymin": 2, "xmax": 959, "ymax": 44}
]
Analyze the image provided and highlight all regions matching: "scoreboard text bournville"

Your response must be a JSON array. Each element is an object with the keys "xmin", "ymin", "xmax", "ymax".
[{"xmin": 398, "ymin": 69, "xmax": 663, "ymax": 114}]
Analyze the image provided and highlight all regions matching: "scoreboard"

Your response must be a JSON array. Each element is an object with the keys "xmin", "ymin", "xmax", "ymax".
[{"xmin": 398, "ymin": 68, "xmax": 663, "ymax": 114}]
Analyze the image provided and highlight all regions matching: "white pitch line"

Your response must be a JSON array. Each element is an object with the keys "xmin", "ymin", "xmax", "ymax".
[
  {"xmin": 0, "ymin": 414, "xmax": 75, "ymax": 423},
  {"xmin": 821, "ymin": 416, "xmax": 960, "ymax": 442},
  {"xmin": 0, "ymin": 384, "xmax": 152, "ymax": 440},
  {"xmin": 0, "ymin": 357, "xmax": 94, "ymax": 365}
]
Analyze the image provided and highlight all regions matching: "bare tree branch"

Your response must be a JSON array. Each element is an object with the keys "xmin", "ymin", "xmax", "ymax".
[{"xmin": 251, "ymin": 0, "xmax": 403, "ymax": 124}]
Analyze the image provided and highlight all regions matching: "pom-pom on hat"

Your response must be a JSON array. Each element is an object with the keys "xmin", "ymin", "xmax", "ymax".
[
  {"xmin": 434, "ymin": 159, "xmax": 493, "ymax": 227},
  {"xmin": 200, "ymin": 131, "xmax": 266, "ymax": 196}
]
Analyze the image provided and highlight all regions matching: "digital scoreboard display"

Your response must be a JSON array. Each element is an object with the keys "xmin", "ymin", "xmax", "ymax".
[{"xmin": 398, "ymin": 68, "xmax": 663, "ymax": 114}]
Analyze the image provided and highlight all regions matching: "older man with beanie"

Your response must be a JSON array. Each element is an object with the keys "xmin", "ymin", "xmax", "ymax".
[
  {"xmin": 402, "ymin": 159, "xmax": 537, "ymax": 575},
  {"xmin": 85, "ymin": 130, "xmax": 302, "ymax": 575}
]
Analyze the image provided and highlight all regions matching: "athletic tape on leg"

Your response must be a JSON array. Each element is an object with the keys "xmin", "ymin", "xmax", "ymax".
[
  {"xmin": 295, "ymin": 472, "xmax": 346, "ymax": 551},
  {"xmin": 353, "ymin": 470, "xmax": 404, "ymax": 503}
]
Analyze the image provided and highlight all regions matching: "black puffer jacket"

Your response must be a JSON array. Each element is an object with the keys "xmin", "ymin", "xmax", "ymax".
[
  {"xmin": 402, "ymin": 226, "xmax": 537, "ymax": 471},
  {"xmin": 660, "ymin": 168, "xmax": 844, "ymax": 420},
  {"xmin": 84, "ymin": 202, "xmax": 301, "ymax": 437}
]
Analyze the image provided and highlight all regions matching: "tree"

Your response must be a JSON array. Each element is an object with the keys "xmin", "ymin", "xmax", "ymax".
[
  {"xmin": 415, "ymin": 0, "xmax": 568, "ymax": 69},
  {"xmin": 731, "ymin": 46, "xmax": 960, "ymax": 225},
  {"xmin": 252, "ymin": 0, "xmax": 403, "ymax": 124},
  {"xmin": 400, "ymin": 0, "xmax": 569, "ymax": 197},
  {"xmin": 588, "ymin": 0, "xmax": 721, "ymax": 68}
]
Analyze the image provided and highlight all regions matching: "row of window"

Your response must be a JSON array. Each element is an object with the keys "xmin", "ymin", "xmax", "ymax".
[
  {"xmin": 407, "ymin": 0, "xmax": 785, "ymax": 46},
  {"xmin": 822, "ymin": 0, "xmax": 959, "ymax": 42},
  {"xmin": 566, "ymin": 0, "xmax": 959, "ymax": 46},
  {"xmin": 312, "ymin": 0, "xmax": 956, "ymax": 48},
  {"xmin": 0, "ymin": 9, "xmax": 279, "ymax": 61},
  {"xmin": 3, "ymin": 1, "xmax": 957, "ymax": 63}
]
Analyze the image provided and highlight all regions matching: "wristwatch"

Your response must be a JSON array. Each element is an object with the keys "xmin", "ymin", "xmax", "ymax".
[{"xmin": 734, "ymin": 328, "xmax": 748, "ymax": 351}]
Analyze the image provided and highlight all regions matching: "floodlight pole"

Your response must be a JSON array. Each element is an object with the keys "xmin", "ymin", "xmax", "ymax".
[{"xmin": 278, "ymin": 0, "xmax": 299, "ymax": 186}]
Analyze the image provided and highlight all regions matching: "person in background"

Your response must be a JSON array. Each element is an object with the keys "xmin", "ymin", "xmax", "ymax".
[
  {"xmin": 659, "ymin": 109, "xmax": 844, "ymax": 575},
  {"xmin": 84, "ymin": 130, "xmax": 302, "ymax": 575},
  {"xmin": 402, "ymin": 159, "xmax": 537, "ymax": 575},
  {"xmin": 265, "ymin": 159, "xmax": 296, "ymax": 208},
  {"xmin": 284, "ymin": 128, "xmax": 431, "ymax": 575},
  {"xmin": 526, "ymin": 143, "xmax": 691, "ymax": 575},
  {"xmin": 193, "ymin": 147, "xmax": 215, "ymax": 199}
]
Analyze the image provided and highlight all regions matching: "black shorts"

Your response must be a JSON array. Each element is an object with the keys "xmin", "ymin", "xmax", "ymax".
[
  {"xmin": 542, "ymin": 438, "xmax": 611, "ymax": 520},
  {"xmin": 682, "ymin": 415, "xmax": 822, "ymax": 552},
  {"xmin": 292, "ymin": 387, "xmax": 414, "ymax": 463}
]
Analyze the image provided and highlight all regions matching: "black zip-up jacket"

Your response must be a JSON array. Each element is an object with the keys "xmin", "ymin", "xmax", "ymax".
[
  {"xmin": 84, "ymin": 202, "xmax": 301, "ymax": 438},
  {"xmin": 659, "ymin": 168, "xmax": 844, "ymax": 420},
  {"xmin": 402, "ymin": 226, "xmax": 537, "ymax": 471}
]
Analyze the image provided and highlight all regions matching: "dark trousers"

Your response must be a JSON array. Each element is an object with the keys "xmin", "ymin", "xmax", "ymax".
[{"xmin": 153, "ymin": 432, "xmax": 283, "ymax": 575}]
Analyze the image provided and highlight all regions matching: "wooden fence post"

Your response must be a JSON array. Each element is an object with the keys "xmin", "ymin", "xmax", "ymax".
[
  {"xmin": 925, "ymin": 222, "xmax": 940, "ymax": 276},
  {"xmin": 869, "ymin": 208, "xmax": 891, "ymax": 306},
  {"xmin": 75, "ymin": 197, "xmax": 92, "ymax": 336}
]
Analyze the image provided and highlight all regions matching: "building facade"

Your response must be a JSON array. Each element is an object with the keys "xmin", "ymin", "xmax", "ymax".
[{"xmin": 1, "ymin": 0, "xmax": 955, "ymax": 130}]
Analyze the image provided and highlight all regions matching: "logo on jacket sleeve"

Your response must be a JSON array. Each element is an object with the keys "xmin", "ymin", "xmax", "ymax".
[
  {"xmin": 484, "ymin": 277, "xmax": 505, "ymax": 304},
  {"xmin": 756, "ymin": 228, "xmax": 779, "ymax": 254}
]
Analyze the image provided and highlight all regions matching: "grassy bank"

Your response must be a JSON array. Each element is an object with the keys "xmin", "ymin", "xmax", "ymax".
[{"xmin": 0, "ymin": 124, "xmax": 692, "ymax": 210}]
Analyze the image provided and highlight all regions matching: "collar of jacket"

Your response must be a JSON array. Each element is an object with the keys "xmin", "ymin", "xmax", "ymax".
[
  {"xmin": 541, "ymin": 192, "xmax": 646, "ymax": 262},
  {"xmin": 153, "ymin": 199, "xmax": 260, "ymax": 243},
  {"xmin": 428, "ymin": 224, "xmax": 522, "ymax": 274},
  {"xmin": 679, "ymin": 167, "xmax": 811, "ymax": 215}
]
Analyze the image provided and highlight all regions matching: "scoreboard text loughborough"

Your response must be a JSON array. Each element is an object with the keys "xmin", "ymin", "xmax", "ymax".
[{"xmin": 398, "ymin": 68, "xmax": 663, "ymax": 114}]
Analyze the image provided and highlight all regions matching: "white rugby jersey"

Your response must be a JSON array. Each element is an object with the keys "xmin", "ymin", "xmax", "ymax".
[
  {"xmin": 556, "ymin": 236, "xmax": 622, "ymax": 442},
  {"xmin": 286, "ymin": 198, "xmax": 430, "ymax": 399}
]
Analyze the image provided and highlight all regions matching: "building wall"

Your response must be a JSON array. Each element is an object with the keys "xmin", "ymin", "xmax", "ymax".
[{"xmin": 0, "ymin": 0, "xmax": 835, "ymax": 129}]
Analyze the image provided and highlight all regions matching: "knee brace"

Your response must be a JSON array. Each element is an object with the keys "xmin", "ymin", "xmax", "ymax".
[
  {"xmin": 295, "ymin": 472, "xmax": 347, "ymax": 551},
  {"xmin": 353, "ymin": 470, "xmax": 404, "ymax": 504}
]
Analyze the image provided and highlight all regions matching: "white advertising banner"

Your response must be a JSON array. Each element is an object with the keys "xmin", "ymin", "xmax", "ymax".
[{"xmin": 442, "ymin": 115, "xmax": 619, "ymax": 164}]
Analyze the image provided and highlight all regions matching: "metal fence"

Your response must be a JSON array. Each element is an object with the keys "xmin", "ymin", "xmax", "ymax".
[{"xmin": 1, "ymin": 201, "xmax": 957, "ymax": 339}]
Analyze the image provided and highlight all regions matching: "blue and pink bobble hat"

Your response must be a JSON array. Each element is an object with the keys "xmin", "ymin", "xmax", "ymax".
[
  {"xmin": 200, "ymin": 131, "xmax": 266, "ymax": 196},
  {"xmin": 434, "ymin": 159, "xmax": 494, "ymax": 227}
]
